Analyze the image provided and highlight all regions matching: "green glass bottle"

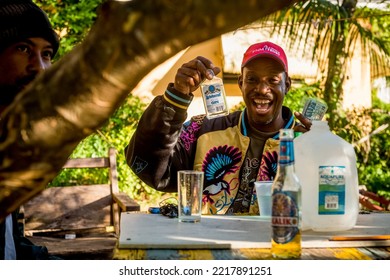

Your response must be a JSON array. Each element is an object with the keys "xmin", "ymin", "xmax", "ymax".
[{"xmin": 271, "ymin": 129, "xmax": 302, "ymax": 259}]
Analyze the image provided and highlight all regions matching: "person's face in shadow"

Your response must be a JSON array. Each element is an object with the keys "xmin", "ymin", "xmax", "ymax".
[{"xmin": 0, "ymin": 37, "xmax": 54, "ymax": 108}]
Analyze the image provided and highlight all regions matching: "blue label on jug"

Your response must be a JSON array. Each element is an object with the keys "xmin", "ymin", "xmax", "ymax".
[{"xmin": 318, "ymin": 166, "xmax": 346, "ymax": 215}]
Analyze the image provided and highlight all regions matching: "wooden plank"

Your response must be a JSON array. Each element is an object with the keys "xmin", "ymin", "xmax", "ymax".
[
  {"xmin": 63, "ymin": 157, "xmax": 109, "ymax": 168},
  {"xmin": 113, "ymin": 247, "xmax": 147, "ymax": 260},
  {"xmin": 113, "ymin": 247, "xmax": 390, "ymax": 260},
  {"xmin": 108, "ymin": 147, "xmax": 119, "ymax": 193},
  {"xmin": 329, "ymin": 248, "xmax": 372, "ymax": 260},
  {"xmin": 22, "ymin": 148, "xmax": 140, "ymax": 259},
  {"xmin": 237, "ymin": 248, "xmax": 272, "ymax": 260},
  {"xmin": 24, "ymin": 185, "xmax": 112, "ymax": 232},
  {"xmin": 301, "ymin": 248, "xmax": 338, "ymax": 260},
  {"xmin": 28, "ymin": 236, "xmax": 117, "ymax": 259},
  {"xmin": 177, "ymin": 249, "xmax": 215, "ymax": 260},
  {"xmin": 357, "ymin": 247, "xmax": 390, "ymax": 260},
  {"xmin": 113, "ymin": 192, "xmax": 141, "ymax": 212}
]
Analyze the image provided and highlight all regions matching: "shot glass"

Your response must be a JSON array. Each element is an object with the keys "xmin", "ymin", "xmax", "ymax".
[{"xmin": 177, "ymin": 170, "xmax": 204, "ymax": 223}]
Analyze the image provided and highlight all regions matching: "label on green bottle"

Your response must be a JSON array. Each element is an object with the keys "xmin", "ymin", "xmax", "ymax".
[
  {"xmin": 318, "ymin": 166, "xmax": 346, "ymax": 215},
  {"xmin": 272, "ymin": 190, "xmax": 300, "ymax": 244}
]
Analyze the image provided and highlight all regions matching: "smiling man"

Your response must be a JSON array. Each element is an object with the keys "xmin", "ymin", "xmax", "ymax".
[{"xmin": 125, "ymin": 41, "xmax": 310, "ymax": 215}]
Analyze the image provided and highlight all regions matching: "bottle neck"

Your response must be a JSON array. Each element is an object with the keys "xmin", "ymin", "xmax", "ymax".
[
  {"xmin": 277, "ymin": 137, "xmax": 295, "ymax": 174},
  {"xmin": 277, "ymin": 163, "xmax": 296, "ymax": 177},
  {"xmin": 311, "ymin": 120, "xmax": 329, "ymax": 130}
]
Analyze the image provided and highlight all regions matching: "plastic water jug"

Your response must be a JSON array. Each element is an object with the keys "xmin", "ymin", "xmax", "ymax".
[{"xmin": 294, "ymin": 121, "xmax": 359, "ymax": 231}]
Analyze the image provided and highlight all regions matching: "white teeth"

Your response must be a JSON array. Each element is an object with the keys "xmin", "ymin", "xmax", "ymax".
[{"xmin": 254, "ymin": 99, "xmax": 270, "ymax": 105}]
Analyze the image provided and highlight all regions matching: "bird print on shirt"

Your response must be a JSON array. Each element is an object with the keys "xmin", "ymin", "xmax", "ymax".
[{"xmin": 202, "ymin": 145, "xmax": 242, "ymax": 204}]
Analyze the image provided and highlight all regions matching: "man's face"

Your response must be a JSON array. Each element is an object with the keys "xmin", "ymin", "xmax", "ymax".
[
  {"xmin": 238, "ymin": 57, "xmax": 291, "ymax": 132},
  {"xmin": 0, "ymin": 37, "xmax": 54, "ymax": 106}
]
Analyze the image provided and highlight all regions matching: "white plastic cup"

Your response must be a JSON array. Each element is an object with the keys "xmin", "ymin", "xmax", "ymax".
[
  {"xmin": 177, "ymin": 170, "xmax": 204, "ymax": 223},
  {"xmin": 255, "ymin": 181, "xmax": 273, "ymax": 217}
]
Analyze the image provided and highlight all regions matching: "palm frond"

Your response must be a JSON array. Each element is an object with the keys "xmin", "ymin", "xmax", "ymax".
[{"xmin": 255, "ymin": 0, "xmax": 389, "ymax": 79}]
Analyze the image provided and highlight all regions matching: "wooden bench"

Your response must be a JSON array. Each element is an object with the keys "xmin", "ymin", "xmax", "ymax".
[
  {"xmin": 22, "ymin": 147, "xmax": 140, "ymax": 259},
  {"xmin": 359, "ymin": 185, "xmax": 390, "ymax": 212}
]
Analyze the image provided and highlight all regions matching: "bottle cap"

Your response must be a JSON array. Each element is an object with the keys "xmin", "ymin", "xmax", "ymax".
[
  {"xmin": 148, "ymin": 207, "xmax": 160, "ymax": 214},
  {"xmin": 206, "ymin": 69, "xmax": 215, "ymax": 80}
]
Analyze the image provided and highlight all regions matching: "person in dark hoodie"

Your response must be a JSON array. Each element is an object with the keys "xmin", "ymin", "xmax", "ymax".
[{"xmin": 0, "ymin": 0, "xmax": 60, "ymax": 259}]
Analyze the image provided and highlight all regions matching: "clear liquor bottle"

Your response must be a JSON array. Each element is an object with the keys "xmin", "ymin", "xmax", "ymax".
[
  {"xmin": 271, "ymin": 129, "xmax": 302, "ymax": 259},
  {"xmin": 200, "ymin": 74, "xmax": 229, "ymax": 119}
]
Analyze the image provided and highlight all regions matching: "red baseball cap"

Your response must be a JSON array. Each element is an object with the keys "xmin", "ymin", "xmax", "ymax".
[{"xmin": 241, "ymin": 41, "xmax": 288, "ymax": 73}]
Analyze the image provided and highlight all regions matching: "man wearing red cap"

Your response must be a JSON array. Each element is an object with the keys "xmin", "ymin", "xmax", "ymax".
[{"xmin": 126, "ymin": 41, "xmax": 310, "ymax": 215}]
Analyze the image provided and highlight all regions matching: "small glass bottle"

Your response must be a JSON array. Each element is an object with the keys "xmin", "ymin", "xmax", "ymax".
[
  {"xmin": 200, "ymin": 74, "xmax": 229, "ymax": 119},
  {"xmin": 271, "ymin": 129, "xmax": 302, "ymax": 259}
]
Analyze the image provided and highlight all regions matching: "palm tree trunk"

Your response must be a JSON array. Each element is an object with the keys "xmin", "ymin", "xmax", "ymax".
[{"xmin": 323, "ymin": 0, "xmax": 357, "ymax": 130}]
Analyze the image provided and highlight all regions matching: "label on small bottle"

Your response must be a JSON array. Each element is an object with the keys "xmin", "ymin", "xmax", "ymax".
[
  {"xmin": 318, "ymin": 166, "xmax": 346, "ymax": 215},
  {"xmin": 201, "ymin": 82, "xmax": 226, "ymax": 114},
  {"xmin": 272, "ymin": 191, "xmax": 300, "ymax": 244}
]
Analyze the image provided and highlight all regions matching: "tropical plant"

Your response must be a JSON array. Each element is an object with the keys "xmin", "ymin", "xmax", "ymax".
[
  {"xmin": 37, "ymin": 0, "xmax": 104, "ymax": 58},
  {"xmin": 248, "ymin": 0, "xmax": 390, "ymax": 197},
  {"xmin": 256, "ymin": 0, "xmax": 390, "ymax": 129}
]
